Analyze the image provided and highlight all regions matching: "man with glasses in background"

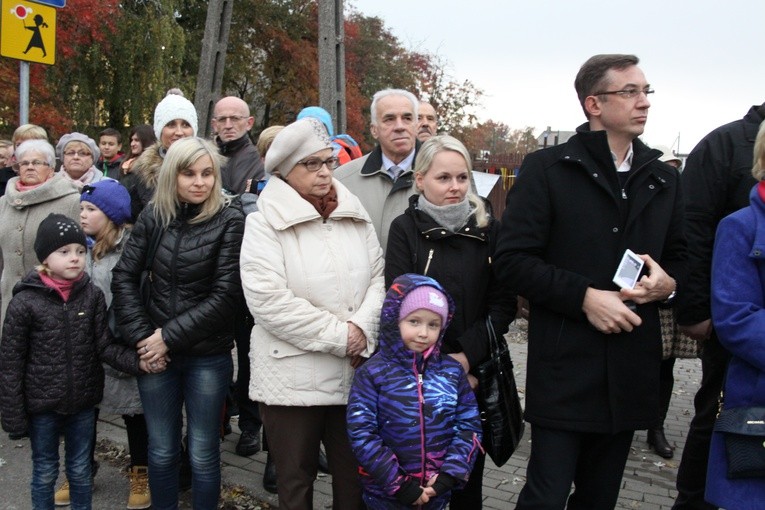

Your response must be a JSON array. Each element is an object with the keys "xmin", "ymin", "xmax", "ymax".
[
  {"xmin": 494, "ymin": 54, "xmax": 687, "ymax": 509},
  {"xmin": 212, "ymin": 96, "xmax": 265, "ymax": 195}
]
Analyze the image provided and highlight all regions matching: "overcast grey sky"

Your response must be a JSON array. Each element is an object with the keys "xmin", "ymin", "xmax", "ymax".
[{"xmin": 350, "ymin": 0, "xmax": 764, "ymax": 154}]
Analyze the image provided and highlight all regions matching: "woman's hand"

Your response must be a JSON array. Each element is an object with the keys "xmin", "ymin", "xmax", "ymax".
[
  {"xmin": 346, "ymin": 322, "xmax": 367, "ymax": 357},
  {"xmin": 136, "ymin": 328, "xmax": 168, "ymax": 365},
  {"xmin": 139, "ymin": 356, "xmax": 168, "ymax": 374}
]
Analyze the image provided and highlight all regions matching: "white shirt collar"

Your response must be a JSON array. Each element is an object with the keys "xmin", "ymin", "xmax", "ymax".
[{"xmin": 611, "ymin": 143, "xmax": 634, "ymax": 173}]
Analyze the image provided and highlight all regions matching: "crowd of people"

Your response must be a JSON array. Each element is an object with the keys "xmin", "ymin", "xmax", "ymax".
[{"xmin": 0, "ymin": 52, "xmax": 764, "ymax": 510}]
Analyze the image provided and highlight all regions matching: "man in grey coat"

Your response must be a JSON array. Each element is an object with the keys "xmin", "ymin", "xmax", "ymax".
[{"xmin": 334, "ymin": 89, "xmax": 420, "ymax": 251}]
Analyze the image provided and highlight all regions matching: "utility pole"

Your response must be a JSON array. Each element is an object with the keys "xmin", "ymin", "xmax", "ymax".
[
  {"xmin": 195, "ymin": 0, "xmax": 234, "ymax": 138},
  {"xmin": 318, "ymin": 0, "xmax": 346, "ymax": 133}
]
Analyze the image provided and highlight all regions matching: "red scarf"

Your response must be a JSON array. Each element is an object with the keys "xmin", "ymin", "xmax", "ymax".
[
  {"xmin": 39, "ymin": 271, "xmax": 83, "ymax": 302},
  {"xmin": 298, "ymin": 185, "xmax": 338, "ymax": 219},
  {"xmin": 758, "ymin": 181, "xmax": 765, "ymax": 204}
]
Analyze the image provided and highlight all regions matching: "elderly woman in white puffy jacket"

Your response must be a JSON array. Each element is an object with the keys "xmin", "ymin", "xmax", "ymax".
[{"xmin": 240, "ymin": 118, "xmax": 384, "ymax": 510}]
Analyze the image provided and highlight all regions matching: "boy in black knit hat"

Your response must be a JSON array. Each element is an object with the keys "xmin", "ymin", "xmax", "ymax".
[{"xmin": 0, "ymin": 213, "xmax": 152, "ymax": 509}]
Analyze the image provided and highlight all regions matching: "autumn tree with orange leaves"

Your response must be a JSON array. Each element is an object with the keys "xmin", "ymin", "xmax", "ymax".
[
  {"xmin": 0, "ymin": 0, "xmax": 187, "ymax": 139},
  {"xmin": 0, "ymin": 0, "xmax": 488, "ymax": 150}
]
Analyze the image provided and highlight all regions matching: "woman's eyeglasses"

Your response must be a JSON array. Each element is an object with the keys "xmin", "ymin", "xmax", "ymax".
[
  {"xmin": 63, "ymin": 150, "xmax": 92, "ymax": 158},
  {"xmin": 12, "ymin": 159, "xmax": 50, "ymax": 171},
  {"xmin": 296, "ymin": 156, "xmax": 340, "ymax": 172}
]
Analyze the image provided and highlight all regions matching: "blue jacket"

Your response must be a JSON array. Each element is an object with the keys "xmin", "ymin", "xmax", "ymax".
[
  {"xmin": 707, "ymin": 183, "xmax": 765, "ymax": 508},
  {"xmin": 347, "ymin": 274, "xmax": 482, "ymax": 509}
]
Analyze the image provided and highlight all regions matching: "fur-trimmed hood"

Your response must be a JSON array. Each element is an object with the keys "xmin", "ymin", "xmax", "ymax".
[{"xmin": 132, "ymin": 143, "xmax": 164, "ymax": 189}]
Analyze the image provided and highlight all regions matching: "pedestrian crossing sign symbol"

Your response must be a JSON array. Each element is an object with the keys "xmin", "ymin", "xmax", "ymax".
[{"xmin": 1, "ymin": 1, "xmax": 57, "ymax": 65}]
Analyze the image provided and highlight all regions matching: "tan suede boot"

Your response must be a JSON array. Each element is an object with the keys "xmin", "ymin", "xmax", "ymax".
[
  {"xmin": 126, "ymin": 466, "xmax": 151, "ymax": 509},
  {"xmin": 54, "ymin": 477, "xmax": 70, "ymax": 506}
]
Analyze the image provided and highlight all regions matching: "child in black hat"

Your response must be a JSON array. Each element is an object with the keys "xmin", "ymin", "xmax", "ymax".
[{"xmin": 0, "ymin": 213, "xmax": 151, "ymax": 509}]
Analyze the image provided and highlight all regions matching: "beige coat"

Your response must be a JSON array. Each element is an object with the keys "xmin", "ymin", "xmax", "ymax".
[
  {"xmin": 0, "ymin": 174, "xmax": 80, "ymax": 327},
  {"xmin": 241, "ymin": 177, "xmax": 384, "ymax": 406}
]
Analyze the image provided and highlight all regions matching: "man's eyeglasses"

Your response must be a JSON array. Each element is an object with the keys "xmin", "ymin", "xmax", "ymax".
[
  {"xmin": 213, "ymin": 115, "xmax": 247, "ymax": 124},
  {"xmin": 296, "ymin": 156, "xmax": 340, "ymax": 172},
  {"xmin": 63, "ymin": 150, "xmax": 92, "ymax": 158},
  {"xmin": 593, "ymin": 88, "xmax": 655, "ymax": 99},
  {"xmin": 12, "ymin": 159, "xmax": 50, "ymax": 171}
]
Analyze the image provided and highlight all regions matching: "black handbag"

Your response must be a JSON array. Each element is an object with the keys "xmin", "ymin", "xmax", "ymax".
[
  {"xmin": 714, "ymin": 405, "xmax": 765, "ymax": 479},
  {"xmin": 474, "ymin": 316, "xmax": 525, "ymax": 467},
  {"xmin": 108, "ymin": 224, "xmax": 162, "ymax": 341}
]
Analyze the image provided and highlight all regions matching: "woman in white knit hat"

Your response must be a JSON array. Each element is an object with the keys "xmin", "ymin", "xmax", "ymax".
[
  {"xmin": 127, "ymin": 89, "xmax": 198, "ymax": 221},
  {"xmin": 240, "ymin": 117, "xmax": 384, "ymax": 509}
]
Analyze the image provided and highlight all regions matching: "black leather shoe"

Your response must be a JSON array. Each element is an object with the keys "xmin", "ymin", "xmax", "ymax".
[
  {"xmin": 236, "ymin": 430, "xmax": 261, "ymax": 457},
  {"xmin": 647, "ymin": 428, "xmax": 674, "ymax": 459},
  {"xmin": 263, "ymin": 453, "xmax": 277, "ymax": 494}
]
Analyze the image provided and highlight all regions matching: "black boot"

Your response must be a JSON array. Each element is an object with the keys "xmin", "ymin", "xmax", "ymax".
[
  {"xmin": 263, "ymin": 452, "xmax": 277, "ymax": 494},
  {"xmin": 647, "ymin": 428, "xmax": 674, "ymax": 459},
  {"xmin": 236, "ymin": 430, "xmax": 261, "ymax": 457}
]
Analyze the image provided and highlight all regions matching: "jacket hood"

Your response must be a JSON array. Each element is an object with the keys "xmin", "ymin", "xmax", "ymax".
[
  {"xmin": 379, "ymin": 273, "xmax": 455, "ymax": 363},
  {"xmin": 132, "ymin": 143, "xmax": 164, "ymax": 188}
]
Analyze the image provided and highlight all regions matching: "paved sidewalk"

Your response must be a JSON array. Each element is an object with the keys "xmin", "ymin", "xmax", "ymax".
[{"xmin": 0, "ymin": 321, "xmax": 701, "ymax": 509}]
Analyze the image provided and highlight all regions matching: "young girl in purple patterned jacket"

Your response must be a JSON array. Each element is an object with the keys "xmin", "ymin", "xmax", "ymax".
[{"xmin": 347, "ymin": 273, "xmax": 482, "ymax": 509}]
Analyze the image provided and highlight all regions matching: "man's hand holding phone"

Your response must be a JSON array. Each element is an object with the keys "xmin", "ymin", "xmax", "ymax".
[{"xmin": 619, "ymin": 254, "xmax": 676, "ymax": 304}]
